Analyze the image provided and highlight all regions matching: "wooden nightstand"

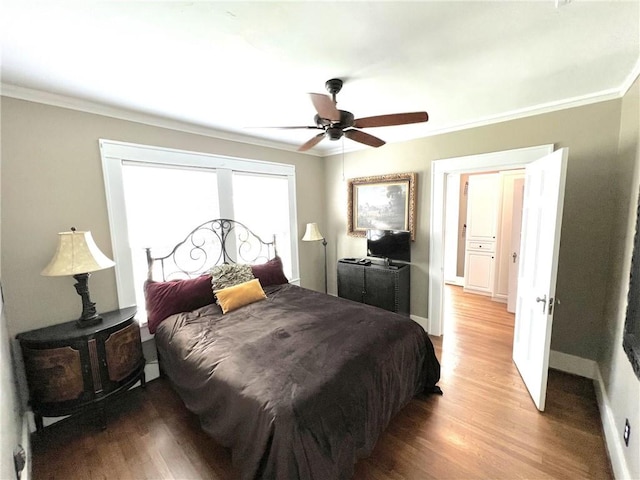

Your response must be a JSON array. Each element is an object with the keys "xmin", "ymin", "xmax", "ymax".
[{"xmin": 17, "ymin": 306, "xmax": 145, "ymax": 431}]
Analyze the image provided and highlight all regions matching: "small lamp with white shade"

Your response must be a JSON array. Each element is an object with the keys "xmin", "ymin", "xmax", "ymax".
[
  {"xmin": 41, "ymin": 228, "xmax": 116, "ymax": 328},
  {"xmin": 302, "ymin": 222, "xmax": 327, "ymax": 294}
]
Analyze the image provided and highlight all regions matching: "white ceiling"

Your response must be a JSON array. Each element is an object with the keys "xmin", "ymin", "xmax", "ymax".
[{"xmin": 1, "ymin": 1, "xmax": 639, "ymax": 155}]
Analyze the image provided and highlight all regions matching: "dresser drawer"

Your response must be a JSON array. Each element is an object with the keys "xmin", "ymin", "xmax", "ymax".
[{"xmin": 467, "ymin": 241, "xmax": 495, "ymax": 252}]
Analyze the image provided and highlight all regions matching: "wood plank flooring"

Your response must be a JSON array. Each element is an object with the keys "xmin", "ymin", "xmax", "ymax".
[{"xmin": 31, "ymin": 286, "xmax": 612, "ymax": 479}]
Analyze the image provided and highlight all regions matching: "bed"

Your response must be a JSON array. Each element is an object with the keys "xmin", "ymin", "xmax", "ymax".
[{"xmin": 144, "ymin": 219, "xmax": 441, "ymax": 479}]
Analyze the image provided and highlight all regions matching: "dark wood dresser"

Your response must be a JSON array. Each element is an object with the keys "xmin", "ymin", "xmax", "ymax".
[
  {"xmin": 17, "ymin": 306, "xmax": 145, "ymax": 431},
  {"xmin": 337, "ymin": 259, "xmax": 410, "ymax": 315}
]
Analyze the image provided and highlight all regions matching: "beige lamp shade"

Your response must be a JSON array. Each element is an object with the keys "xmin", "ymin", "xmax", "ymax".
[
  {"xmin": 302, "ymin": 223, "xmax": 324, "ymax": 242},
  {"xmin": 41, "ymin": 230, "xmax": 115, "ymax": 276}
]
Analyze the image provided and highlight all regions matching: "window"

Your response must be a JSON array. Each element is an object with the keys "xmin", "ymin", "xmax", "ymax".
[
  {"xmin": 100, "ymin": 140, "xmax": 299, "ymax": 334},
  {"xmin": 122, "ymin": 163, "xmax": 221, "ymax": 318},
  {"xmin": 232, "ymin": 172, "xmax": 292, "ymax": 274}
]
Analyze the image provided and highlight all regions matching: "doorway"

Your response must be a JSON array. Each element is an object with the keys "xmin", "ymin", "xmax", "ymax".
[
  {"xmin": 443, "ymin": 170, "xmax": 525, "ymax": 311},
  {"xmin": 428, "ymin": 144, "xmax": 554, "ymax": 336}
]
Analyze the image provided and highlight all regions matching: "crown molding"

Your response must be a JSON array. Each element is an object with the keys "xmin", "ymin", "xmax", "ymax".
[
  {"xmin": 2, "ymin": 79, "xmax": 632, "ymax": 160},
  {"xmin": 620, "ymin": 56, "xmax": 640, "ymax": 96},
  {"xmin": 323, "ymin": 86, "xmax": 628, "ymax": 156},
  {"xmin": 0, "ymin": 83, "xmax": 325, "ymax": 157}
]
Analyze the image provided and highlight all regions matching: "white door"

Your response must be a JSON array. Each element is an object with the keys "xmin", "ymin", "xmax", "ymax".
[
  {"xmin": 513, "ymin": 148, "xmax": 568, "ymax": 411},
  {"xmin": 507, "ymin": 177, "xmax": 525, "ymax": 313}
]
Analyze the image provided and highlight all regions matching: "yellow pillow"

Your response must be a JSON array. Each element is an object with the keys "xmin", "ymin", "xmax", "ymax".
[{"xmin": 214, "ymin": 278, "xmax": 267, "ymax": 314}]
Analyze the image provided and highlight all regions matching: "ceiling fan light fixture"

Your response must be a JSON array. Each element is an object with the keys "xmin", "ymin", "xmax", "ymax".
[
  {"xmin": 327, "ymin": 127, "xmax": 343, "ymax": 141},
  {"xmin": 275, "ymin": 78, "xmax": 429, "ymax": 151}
]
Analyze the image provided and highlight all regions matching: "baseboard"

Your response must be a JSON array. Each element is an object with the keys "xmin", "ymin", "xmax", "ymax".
[
  {"xmin": 593, "ymin": 367, "xmax": 632, "ymax": 480},
  {"xmin": 462, "ymin": 287, "xmax": 491, "ymax": 297},
  {"xmin": 20, "ymin": 415, "xmax": 31, "ymax": 480},
  {"xmin": 26, "ymin": 363, "xmax": 160, "ymax": 432},
  {"xmin": 27, "ymin": 411, "xmax": 67, "ymax": 431},
  {"xmin": 549, "ymin": 350, "xmax": 597, "ymax": 379},
  {"xmin": 491, "ymin": 295, "xmax": 507, "ymax": 304},
  {"xmin": 410, "ymin": 314, "xmax": 429, "ymax": 333},
  {"xmin": 145, "ymin": 361, "xmax": 160, "ymax": 382},
  {"xmin": 550, "ymin": 352, "xmax": 631, "ymax": 478}
]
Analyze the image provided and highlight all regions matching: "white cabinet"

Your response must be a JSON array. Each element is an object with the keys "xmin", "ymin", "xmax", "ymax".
[
  {"xmin": 465, "ymin": 250, "xmax": 495, "ymax": 291},
  {"xmin": 466, "ymin": 174, "xmax": 500, "ymax": 241},
  {"xmin": 464, "ymin": 173, "xmax": 499, "ymax": 295}
]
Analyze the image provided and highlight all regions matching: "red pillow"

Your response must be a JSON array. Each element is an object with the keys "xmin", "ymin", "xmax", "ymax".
[
  {"xmin": 144, "ymin": 275, "xmax": 215, "ymax": 333},
  {"xmin": 251, "ymin": 256, "xmax": 288, "ymax": 287}
]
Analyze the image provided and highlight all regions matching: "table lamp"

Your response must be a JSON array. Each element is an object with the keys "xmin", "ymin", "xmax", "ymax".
[
  {"xmin": 41, "ymin": 228, "xmax": 115, "ymax": 328},
  {"xmin": 302, "ymin": 222, "xmax": 327, "ymax": 294}
]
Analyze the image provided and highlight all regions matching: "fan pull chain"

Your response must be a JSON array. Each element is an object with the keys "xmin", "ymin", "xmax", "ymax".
[{"xmin": 342, "ymin": 137, "xmax": 345, "ymax": 181}]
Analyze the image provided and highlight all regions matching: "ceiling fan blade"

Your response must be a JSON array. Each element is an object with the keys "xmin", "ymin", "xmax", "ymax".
[
  {"xmin": 344, "ymin": 129, "xmax": 385, "ymax": 148},
  {"xmin": 309, "ymin": 93, "xmax": 341, "ymax": 122},
  {"xmin": 250, "ymin": 125, "xmax": 322, "ymax": 130},
  {"xmin": 354, "ymin": 111, "xmax": 428, "ymax": 129},
  {"xmin": 298, "ymin": 132, "xmax": 326, "ymax": 152}
]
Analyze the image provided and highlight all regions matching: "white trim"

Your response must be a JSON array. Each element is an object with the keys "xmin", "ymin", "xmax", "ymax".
[
  {"xmin": 410, "ymin": 314, "xmax": 429, "ymax": 333},
  {"xmin": 1, "ymin": 83, "xmax": 317, "ymax": 155},
  {"xmin": 144, "ymin": 362, "xmax": 160, "ymax": 383},
  {"xmin": 100, "ymin": 139, "xmax": 300, "ymax": 317},
  {"xmin": 26, "ymin": 377, "xmax": 152, "ymax": 432},
  {"xmin": 322, "ymin": 87, "xmax": 629, "ymax": 156},
  {"xmin": 548, "ymin": 350, "xmax": 597, "ymax": 379},
  {"xmin": 140, "ymin": 324, "xmax": 153, "ymax": 343},
  {"xmin": 428, "ymin": 145, "xmax": 554, "ymax": 336},
  {"xmin": 594, "ymin": 367, "xmax": 633, "ymax": 480},
  {"xmin": 620, "ymin": 57, "xmax": 640, "ymax": 97},
  {"xmin": 2, "ymin": 81, "xmax": 632, "ymax": 159},
  {"xmin": 101, "ymin": 139, "xmax": 295, "ymax": 175},
  {"xmin": 548, "ymin": 352, "xmax": 633, "ymax": 479},
  {"xmin": 491, "ymin": 295, "xmax": 508, "ymax": 304},
  {"xmin": 27, "ymin": 411, "xmax": 66, "ymax": 431},
  {"xmin": 101, "ymin": 154, "xmax": 135, "ymax": 309},
  {"xmin": 19, "ymin": 416, "xmax": 30, "ymax": 480},
  {"xmin": 445, "ymin": 277, "xmax": 465, "ymax": 287}
]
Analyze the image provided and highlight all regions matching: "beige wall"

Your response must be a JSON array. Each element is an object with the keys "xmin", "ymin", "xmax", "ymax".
[
  {"xmin": 0, "ymin": 97, "xmax": 326, "ymax": 335},
  {"xmin": 325, "ymin": 99, "xmax": 622, "ymax": 360},
  {"xmin": 600, "ymin": 75, "xmax": 640, "ymax": 479},
  {"xmin": 2, "ymin": 88, "xmax": 637, "ymax": 477}
]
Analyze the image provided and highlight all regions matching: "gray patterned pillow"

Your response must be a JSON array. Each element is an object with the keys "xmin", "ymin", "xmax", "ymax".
[{"xmin": 210, "ymin": 264, "xmax": 255, "ymax": 291}]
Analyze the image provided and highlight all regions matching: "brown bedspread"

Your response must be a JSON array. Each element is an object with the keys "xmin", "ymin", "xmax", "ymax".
[{"xmin": 154, "ymin": 283, "xmax": 440, "ymax": 480}]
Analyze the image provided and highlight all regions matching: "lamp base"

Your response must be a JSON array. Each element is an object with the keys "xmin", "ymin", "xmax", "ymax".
[
  {"xmin": 76, "ymin": 314, "xmax": 103, "ymax": 329},
  {"xmin": 73, "ymin": 273, "xmax": 104, "ymax": 329}
]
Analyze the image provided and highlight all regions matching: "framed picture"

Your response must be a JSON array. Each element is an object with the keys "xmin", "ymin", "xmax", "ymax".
[{"xmin": 347, "ymin": 172, "xmax": 417, "ymax": 240}]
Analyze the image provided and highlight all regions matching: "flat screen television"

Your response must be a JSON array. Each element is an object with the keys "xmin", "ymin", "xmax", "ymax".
[{"xmin": 366, "ymin": 229, "xmax": 411, "ymax": 263}]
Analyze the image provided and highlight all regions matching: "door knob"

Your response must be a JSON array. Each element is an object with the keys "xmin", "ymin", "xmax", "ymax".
[{"xmin": 536, "ymin": 295, "xmax": 547, "ymax": 314}]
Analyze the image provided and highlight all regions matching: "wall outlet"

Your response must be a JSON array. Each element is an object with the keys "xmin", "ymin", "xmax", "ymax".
[{"xmin": 624, "ymin": 418, "xmax": 631, "ymax": 447}]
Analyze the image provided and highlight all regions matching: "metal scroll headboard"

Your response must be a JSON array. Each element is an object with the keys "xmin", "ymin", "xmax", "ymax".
[{"xmin": 145, "ymin": 218, "xmax": 277, "ymax": 281}]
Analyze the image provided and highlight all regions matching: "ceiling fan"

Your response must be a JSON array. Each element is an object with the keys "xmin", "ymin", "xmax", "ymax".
[{"xmin": 276, "ymin": 78, "xmax": 429, "ymax": 152}]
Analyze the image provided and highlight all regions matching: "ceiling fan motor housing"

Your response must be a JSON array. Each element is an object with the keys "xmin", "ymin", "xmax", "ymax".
[
  {"xmin": 295, "ymin": 77, "xmax": 428, "ymax": 151},
  {"xmin": 314, "ymin": 110, "xmax": 355, "ymax": 128},
  {"xmin": 327, "ymin": 127, "xmax": 343, "ymax": 141}
]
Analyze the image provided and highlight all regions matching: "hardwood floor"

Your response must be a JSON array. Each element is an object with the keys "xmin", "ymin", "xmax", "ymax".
[{"xmin": 31, "ymin": 286, "xmax": 612, "ymax": 479}]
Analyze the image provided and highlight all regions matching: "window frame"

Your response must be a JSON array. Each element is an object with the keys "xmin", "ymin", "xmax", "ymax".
[{"xmin": 100, "ymin": 139, "xmax": 300, "ymax": 332}]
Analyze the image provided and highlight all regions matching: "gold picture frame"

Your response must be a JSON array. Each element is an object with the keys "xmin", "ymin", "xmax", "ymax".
[{"xmin": 347, "ymin": 172, "xmax": 417, "ymax": 240}]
